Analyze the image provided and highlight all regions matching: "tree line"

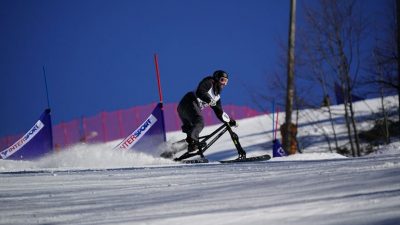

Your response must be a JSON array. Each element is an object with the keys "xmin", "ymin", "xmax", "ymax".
[{"xmin": 260, "ymin": 0, "xmax": 399, "ymax": 157}]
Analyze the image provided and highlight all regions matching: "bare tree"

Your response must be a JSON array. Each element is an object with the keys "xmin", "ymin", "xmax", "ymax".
[
  {"xmin": 374, "ymin": 49, "xmax": 391, "ymax": 144},
  {"xmin": 397, "ymin": 0, "xmax": 400, "ymax": 121},
  {"xmin": 298, "ymin": 35, "xmax": 340, "ymax": 152},
  {"xmin": 300, "ymin": 0, "xmax": 368, "ymax": 156},
  {"xmin": 366, "ymin": 0, "xmax": 400, "ymax": 122}
]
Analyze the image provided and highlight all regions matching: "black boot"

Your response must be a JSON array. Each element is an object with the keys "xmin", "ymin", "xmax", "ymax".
[
  {"xmin": 186, "ymin": 137, "xmax": 198, "ymax": 152},
  {"xmin": 187, "ymin": 142, "xmax": 199, "ymax": 152},
  {"xmin": 187, "ymin": 139, "xmax": 206, "ymax": 153}
]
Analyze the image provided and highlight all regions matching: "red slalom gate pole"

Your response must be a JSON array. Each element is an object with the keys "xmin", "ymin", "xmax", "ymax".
[
  {"xmin": 154, "ymin": 54, "xmax": 163, "ymax": 103},
  {"xmin": 275, "ymin": 107, "xmax": 280, "ymax": 140},
  {"xmin": 153, "ymin": 53, "xmax": 167, "ymax": 142}
]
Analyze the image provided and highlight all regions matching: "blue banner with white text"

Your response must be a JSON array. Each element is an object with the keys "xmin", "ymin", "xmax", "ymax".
[
  {"xmin": 1, "ymin": 109, "xmax": 53, "ymax": 160},
  {"xmin": 114, "ymin": 103, "xmax": 166, "ymax": 151}
]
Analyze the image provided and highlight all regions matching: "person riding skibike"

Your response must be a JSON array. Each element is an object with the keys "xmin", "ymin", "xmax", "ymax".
[{"xmin": 177, "ymin": 70, "xmax": 246, "ymax": 159}]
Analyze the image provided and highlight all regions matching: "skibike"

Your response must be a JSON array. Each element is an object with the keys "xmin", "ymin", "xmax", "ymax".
[{"xmin": 161, "ymin": 122, "xmax": 271, "ymax": 164}]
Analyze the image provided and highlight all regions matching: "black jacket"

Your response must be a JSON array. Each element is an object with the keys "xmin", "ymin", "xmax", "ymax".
[{"xmin": 195, "ymin": 76, "xmax": 224, "ymax": 122}]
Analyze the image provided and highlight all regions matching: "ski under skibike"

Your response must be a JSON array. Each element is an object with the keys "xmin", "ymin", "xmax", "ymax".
[{"xmin": 162, "ymin": 122, "xmax": 271, "ymax": 164}]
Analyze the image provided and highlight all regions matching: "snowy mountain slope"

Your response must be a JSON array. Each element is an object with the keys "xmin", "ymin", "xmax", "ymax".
[
  {"xmin": 0, "ymin": 96, "xmax": 399, "ymax": 225},
  {"xmin": 0, "ymin": 150, "xmax": 399, "ymax": 225}
]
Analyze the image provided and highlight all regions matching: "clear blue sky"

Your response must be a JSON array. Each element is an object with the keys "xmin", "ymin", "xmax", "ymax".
[{"xmin": 0, "ymin": 0, "xmax": 385, "ymax": 136}]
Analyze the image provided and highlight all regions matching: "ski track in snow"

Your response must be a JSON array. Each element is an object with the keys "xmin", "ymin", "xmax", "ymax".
[
  {"xmin": 0, "ymin": 152, "xmax": 399, "ymax": 225},
  {"xmin": 0, "ymin": 96, "xmax": 400, "ymax": 225}
]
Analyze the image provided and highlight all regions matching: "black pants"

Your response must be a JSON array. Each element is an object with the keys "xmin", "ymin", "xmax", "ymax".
[{"xmin": 177, "ymin": 92, "xmax": 204, "ymax": 142}]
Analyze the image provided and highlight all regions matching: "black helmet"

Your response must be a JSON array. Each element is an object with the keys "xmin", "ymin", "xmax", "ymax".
[{"xmin": 213, "ymin": 70, "xmax": 228, "ymax": 80}]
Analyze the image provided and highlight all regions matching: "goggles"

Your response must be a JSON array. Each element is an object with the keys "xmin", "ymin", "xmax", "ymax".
[{"xmin": 219, "ymin": 77, "xmax": 228, "ymax": 85}]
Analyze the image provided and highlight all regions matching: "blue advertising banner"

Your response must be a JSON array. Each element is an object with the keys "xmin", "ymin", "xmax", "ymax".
[
  {"xmin": 1, "ymin": 109, "xmax": 53, "ymax": 160},
  {"xmin": 114, "ymin": 103, "xmax": 166, "ymax": 151},
  {"xmin": 273, "ymin": 139, "xmax": 287, "ymax": 158}
]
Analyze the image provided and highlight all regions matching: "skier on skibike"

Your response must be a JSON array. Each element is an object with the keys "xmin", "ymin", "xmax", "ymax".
[{"xmin": 177, "ymin": 70, "xmax": 246, "ymax": 159}]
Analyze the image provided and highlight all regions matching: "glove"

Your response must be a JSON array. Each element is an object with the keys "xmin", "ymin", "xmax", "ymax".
[
  {"xmin": 229, "ymin": 119, "xmax": 238, "ymax": 127},
  {"xmin": 209, "ymin": 99, "xmax": 217, "ymax": 107}
]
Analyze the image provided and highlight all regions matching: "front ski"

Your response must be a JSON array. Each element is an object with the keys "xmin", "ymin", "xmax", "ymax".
[{"xmin": 219, "ymin": 154, "xmax": 271, "ymax": 163}]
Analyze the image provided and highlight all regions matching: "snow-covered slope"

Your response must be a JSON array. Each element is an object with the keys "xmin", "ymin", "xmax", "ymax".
[{"xmin": 0, "ymin": 96, "xmax": 399, "ymax": 225}]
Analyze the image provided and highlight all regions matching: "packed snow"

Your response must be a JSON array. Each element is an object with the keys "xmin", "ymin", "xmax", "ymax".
[{"xmin": 0, "ymin": 96, "xmax": 399, "ymax": 225}]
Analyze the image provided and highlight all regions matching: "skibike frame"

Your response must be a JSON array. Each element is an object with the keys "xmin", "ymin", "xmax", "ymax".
[{"xmin": 174, "ymin": 123, "xmax": 245, "ymax": 161}]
